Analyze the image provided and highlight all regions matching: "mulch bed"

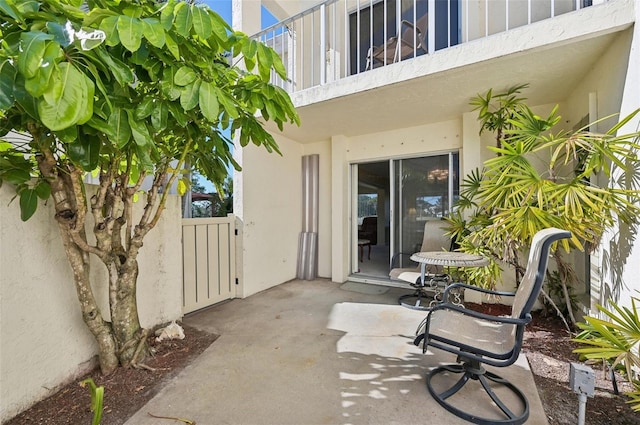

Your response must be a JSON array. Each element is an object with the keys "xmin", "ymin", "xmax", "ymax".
[{"xmin": 6, "ymin": 324, "xmax": 218, "ymax": 425}]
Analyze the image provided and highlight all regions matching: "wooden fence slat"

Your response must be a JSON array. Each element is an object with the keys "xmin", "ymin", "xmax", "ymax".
[{"xmin": 182, "ymin": 216, "xmax": 236, "ymax": 314}]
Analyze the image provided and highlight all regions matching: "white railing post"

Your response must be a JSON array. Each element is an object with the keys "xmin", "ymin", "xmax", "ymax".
[
  {"xmin": 320, "ymin": 3, "xmax": 326, "ymax": 85},
  {"xmin": 485, "ymin": 0, "xmax": 489, "ymax": 37},
  {"xmin": 289, "ymin": 21, "xmax": 296, "ymax": 92},
  {"xmin": 428, "ymin": 0, "xmax": 435, "ymax": 54},
  {"xmin": 506, "ymin": 0, "xmax": 509, "ymax": 31},
  {"xmin": 464, "ymin": 0, "xmax": 468, "ymax": 43},
  {"xmin": 344, "ymin": 0, "xmax": 348, "ymax": 77},
  {"xmin": 356, "ymin": 0, "xmax": 361, "ymax": 72}
]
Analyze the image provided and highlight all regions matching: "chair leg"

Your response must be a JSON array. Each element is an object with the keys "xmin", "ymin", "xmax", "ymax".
[{"xmin": 426, "ymin": 360, "xmax": 529, "ymax": 425}]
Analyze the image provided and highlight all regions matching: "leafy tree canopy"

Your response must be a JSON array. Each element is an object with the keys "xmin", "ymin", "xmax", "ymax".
[
  {"xmin": 0, "ymin": 0, "xmax": 299, "ymax": 219},
  {"xmin": 0, "ymin": 0, "xmax": 299, "ymax": 374}
]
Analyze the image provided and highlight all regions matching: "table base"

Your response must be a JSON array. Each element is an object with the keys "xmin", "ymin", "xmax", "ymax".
[{"xmin": 398, "ymin": 275, "xmax": 464, "ymax": 311}]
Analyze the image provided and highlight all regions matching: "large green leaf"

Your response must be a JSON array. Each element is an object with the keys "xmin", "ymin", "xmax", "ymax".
[
  {"xmin": 174, "ymin": 66, "xmax": 197, "ymax": 86},
  {"xmin": 173, "ymin": 2, "xmax": 193, "ymax": 37},
  {"xmin": 126, "ymin": 110, "xmax": 152, "ymax": 146},
  {"xmin": 191, "ymin": 5, "xmax": 212, "ymax": 39},
  {"xmin": 55, "ymin": 125, "xmax": 78, "ymax": 143},
  {"xmin": 256, "ymin": 43, "xmax": 273, "ymax": 81},
  {"xmin": 0, "ymin": 59, "xmax": 16, "ymax": 109},
  {"xmin": 117, "ymin": 16, "xmax": 144, "ymax": 52},
  {"xmin": 16, "ymin": 1, "xmax": 39, "ymax": 15},
  {"xmin": 25, "ymin": 42, "xmax": 63, "ymax": 97},
  {"xmin": 68, "ymin": 133, "xmax": 100, "ymax": 171},
  {"xmin": 18, "ymin": 31, "xmax": 53, "ymax": 79},
  {"xmin": 135, "ymin": 96, "xmax": 155, "ymax": 119},
  {"xmin": 167, "ymin": 102, "xmax": 187, "ymax": 127},
  {"xmin": 199, "ymin": 81, "xmax": 219, "ymax": 123},
  {"xmin": 83, "ymin": 8, "xmax": 120, "ymax": 27},
  {"xmin": 76, "ymin": 73, "xmax": 95, "ymax": 125},
  {"xmin": 180, "ymin": 80, "xmax": 200, "ymax": 111},
  {"xmin": 13, "ymin": 74, "xmax": 38, "ymax": 119},
  {"xmin": 0, "ymin": 0, "xmax": 19, "ymax": 20},
  {"xmin": 19, "ymin": 188, "xmax": 38, "ymax": 221},
  {"xmin": 0, "ymin": 168, "xmax": 31, "ymax": 185},
  {"xmin": 95, "ymin": 47, "xmax": 134, "ymax": 86},
  {"xmin": 142, "ymin": 18, "xmax": 165, "ymax": 48},
  {"xmin": 86, "ymin": 116, "xmax": 113, "ymax": 138},
  {"xmin": 37, "ymin": 63, "xmax": 91, "ymax": 131},
  {"xmin": 160, "ymin": 0, "xmax": 176, "ymax": 30},
  {"xmin": 99, "ymin": 16, "xmax": 120, "ymax": 46},
  {"xmin": 214, "ymin": 86, "xmax": 239, "ymax": 119},
  {"xmin": 160, "ymin": 67, "xmax": 180, "ymax": 100},
  {"xmin": 46, "ymin": 22, "xmax": 72, "ymax": 47},
  {"xmin": 34, "ymin": 180, "xmax": 51, "ymax": 200},
  {"xmin": 164, "ymin": 33, "xmax": 180, "ymax": 60},
  {"xmin": 151, "ymin": 101, "xmax": 168, "ymax": 131},
  {"xmin": 242, "ymin": 39, "xmax": 258, "ymax": 60},
  {"xmin": 271, "ymin": 49, "xmax": 287, "ymax": 80},
  {"xmin": 107, "ymin": 109, "xmax": 132, "ymax": 148},
  {"xmin": 209, "ymin": 11, "xmax": 229, "ymax": 42}
]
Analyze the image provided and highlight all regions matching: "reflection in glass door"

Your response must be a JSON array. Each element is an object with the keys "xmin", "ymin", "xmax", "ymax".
[
  {"xmin": 352, "ymin": 161, "xmax": 390, "ymax": 276},
  {"xmin": 392, "ymin": 153, "xmax": 459, "ymax": 269},
  {"xmin": 352, "ymin": 152, "xmax": 459, "ymax": 279}
]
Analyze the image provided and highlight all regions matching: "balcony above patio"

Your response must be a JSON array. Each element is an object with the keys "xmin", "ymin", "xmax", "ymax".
[{"xmin": 251, "ymin": 0, "xmax": 635, "ymax": 143}]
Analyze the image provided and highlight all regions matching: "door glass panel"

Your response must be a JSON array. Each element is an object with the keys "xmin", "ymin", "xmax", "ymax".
[
  {"xmin": 392, "ymin": 153, "xmax": 458, "ymax": 267},
  {"xmin": 354, "ymin": 161, "xmax": 390, "ymax": 277}
]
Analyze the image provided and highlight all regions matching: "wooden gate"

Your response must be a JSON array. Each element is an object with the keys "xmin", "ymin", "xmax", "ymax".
[{"xmin": 182, "ymin": 215, "xmax": 236, "ymax": 314}]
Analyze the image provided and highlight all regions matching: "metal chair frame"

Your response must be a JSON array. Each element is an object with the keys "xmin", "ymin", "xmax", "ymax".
[{"xmin": 414, "ymin": 228, "xmax": 571, "ymax": 425}]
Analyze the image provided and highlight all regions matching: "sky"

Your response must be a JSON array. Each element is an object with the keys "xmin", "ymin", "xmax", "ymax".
[{"xmin": 202, "ymin": 1, "xmax": 232, "ymax": 24}]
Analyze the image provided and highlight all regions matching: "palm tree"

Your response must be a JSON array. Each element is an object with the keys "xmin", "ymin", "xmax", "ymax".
[{"xmin": 450, "ymin": 85, "xmax": 640, "ymax": 327}]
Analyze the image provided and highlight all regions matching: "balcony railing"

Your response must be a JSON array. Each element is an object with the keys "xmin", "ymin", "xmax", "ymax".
[{"xmin": 251, "ymin": 0, "xmax": 597, "ymax": 93}]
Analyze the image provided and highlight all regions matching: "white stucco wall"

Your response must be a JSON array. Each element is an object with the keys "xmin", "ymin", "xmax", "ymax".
[
  {"xmin": 235, "ymin": 134, "xmax": 304, "ymax": 297},
  {"xmin": 0, "ymin": 185, "xmax": 183, "ymax": 422},
  {"xmin": 614, "ymin": 7, "xmax": 640, "ymax": 312},
  {"xmin": 328, "ymin": 119, "xmax": 463, "ymax": 283},
  {"xmin": 235, "ymin": 0, "xmax": 639, "ymax": 312}
]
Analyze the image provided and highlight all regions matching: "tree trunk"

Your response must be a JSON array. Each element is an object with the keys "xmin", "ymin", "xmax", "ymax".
[
  {"xmin": 35, "ymin": 140, "xmax": 121, "ymax": 374},
  {"xmin": 59, "ymin": 226, "xmax": 120, "ymax": 374},
  {"xmin": 109, "ymin": 257, "xmax": 146, "ymax": 366},
  {"xmin": 554, "ymin": 251, "xmax": 578, "ymax": 327}
]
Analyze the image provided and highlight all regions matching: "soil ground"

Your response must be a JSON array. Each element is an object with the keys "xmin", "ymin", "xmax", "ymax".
[
  {"xmin": 5, "ymin": 325, "xmax": 218, "ymax": 425},
  {"xmin": 5, "ymin": 309, "xmax": 639, "ymax": 425}
]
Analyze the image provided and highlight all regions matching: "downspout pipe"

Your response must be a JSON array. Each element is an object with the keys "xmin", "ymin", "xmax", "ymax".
[{"xmin": 297, "ymin": 154, "xmax": 319, "ymax": 280}]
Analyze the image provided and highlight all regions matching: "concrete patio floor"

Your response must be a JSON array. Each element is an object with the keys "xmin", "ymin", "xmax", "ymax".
[{"xmin": 124, "ymin": 279, "xmax": 548, "ymax": 425}]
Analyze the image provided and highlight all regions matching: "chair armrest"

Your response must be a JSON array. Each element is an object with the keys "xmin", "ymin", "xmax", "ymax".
[
  {"xmin": 428, "ymin": 301, "xmax": 531, "ymax": 326},
  {"xmin": 442, "ymin": 282, "xmax": 515, "ymax": 302}
]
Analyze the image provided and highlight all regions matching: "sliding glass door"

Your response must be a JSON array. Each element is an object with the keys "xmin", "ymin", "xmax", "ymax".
[
  {"xmin": 392, "ymin": 153, "xmax": 458, "ymax": 269},
  {"xmin": 352, "ymin": 152, "xmax": 459, "ymax": 279}
]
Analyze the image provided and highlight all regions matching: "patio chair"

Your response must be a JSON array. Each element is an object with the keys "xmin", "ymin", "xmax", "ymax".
[
  {"xmin": 365, "ymin": 13, "xmax": 428, "ymax": 70},
  {"xmin": 358, "ymin": 216, "xmax": 377, "ymax": 245},
  {"xmin": 389, "ymin": 219, "xmax": 451, "ymax": 309},
  {"xmin": 413, "ymin": 227, "xmax": 571, "ymax": 425}
]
